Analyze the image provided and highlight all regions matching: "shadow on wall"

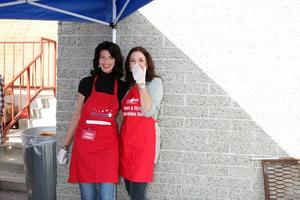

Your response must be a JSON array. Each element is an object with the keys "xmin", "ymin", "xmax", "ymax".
[{"xmin": 56, "ymin": 13, "xmax": 292, "ymax": 200}]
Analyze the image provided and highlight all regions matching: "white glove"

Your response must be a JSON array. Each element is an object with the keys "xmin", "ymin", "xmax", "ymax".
[
  {"xmin": 132, "ymin": 63, "xmax": 146, "ymax": 84},
  {"xmin": 57, "ymin": 148, "xmax": 68, "ymax": 165}
]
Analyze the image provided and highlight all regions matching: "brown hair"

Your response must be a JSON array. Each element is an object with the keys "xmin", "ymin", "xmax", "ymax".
[{"xmin": 124, "ymin": 46, "xmax": 159, "ymax": 86}]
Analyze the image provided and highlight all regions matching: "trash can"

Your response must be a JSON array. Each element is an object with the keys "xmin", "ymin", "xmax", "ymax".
[{"xmin": 21, "ymin": 126, "xmax": 56, "ymax": 200}]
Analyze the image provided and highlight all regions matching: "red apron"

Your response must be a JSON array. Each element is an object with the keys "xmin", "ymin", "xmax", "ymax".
[
  {"xmin": 69, "ymin": 76, "xmax": 119, "ymax": 183},
  {"xmin": 119, "ymin": 85, "xmax": 156, "ymax": 182}
]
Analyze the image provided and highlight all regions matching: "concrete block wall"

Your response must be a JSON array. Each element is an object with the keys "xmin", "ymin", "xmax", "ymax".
[{"xmin": 56, "ymin": 13, "xmax": 287, "ymax": 200}]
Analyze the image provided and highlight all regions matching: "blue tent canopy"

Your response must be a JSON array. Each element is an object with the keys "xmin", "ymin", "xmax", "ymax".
[
  {"xmin": 0, "ymin": 0, "xmax": 153, "ymax": 41},
  {"xmin": 0, "ymin": 0, "xmax": 153, "ymax": 24}
]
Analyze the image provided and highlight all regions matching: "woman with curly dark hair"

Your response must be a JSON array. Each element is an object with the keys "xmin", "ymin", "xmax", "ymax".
[
  {"xmin": 120, "ymin": 47, "xmax": 163, "ymax": 200},
  {"xmin": 58, "ymin": 41, "xmax": 128, "ymax": 200}
]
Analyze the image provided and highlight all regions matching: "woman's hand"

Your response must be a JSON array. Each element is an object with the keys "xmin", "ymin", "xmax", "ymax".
[
  {"xmin": 57, "ymin": 148, "xmax": 68, "ymax": 164},
  {"xmin": 132, "ymin": 63, "xmax": 146, "ymax": 84}
]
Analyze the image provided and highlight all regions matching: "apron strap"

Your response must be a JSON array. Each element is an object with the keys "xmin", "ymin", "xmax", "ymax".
[
  {"xmin": 113, "ymin": 79, "xmax": 118, "ymax": 95},
  {"xmin": 92, "ymin": 75, "xmax": 99, "ymax": 93}
]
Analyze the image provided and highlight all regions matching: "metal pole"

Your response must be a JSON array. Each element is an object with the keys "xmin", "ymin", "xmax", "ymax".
[
  {"xmin": 112, "ymin": 28, "xmax": 116, "ymax": 44},
  {"xmin": 112, "ymin": 0, "xmax": 117, "ymax": 43}
]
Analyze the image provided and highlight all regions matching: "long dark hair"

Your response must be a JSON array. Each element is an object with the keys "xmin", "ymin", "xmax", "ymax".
[
  {"xmin": 90, "ymin": 41, "xmax": 123, "ymax": 78},
  {"xmin": 125, "ymin": 47, "xmax": 159, "ymax": 86}
]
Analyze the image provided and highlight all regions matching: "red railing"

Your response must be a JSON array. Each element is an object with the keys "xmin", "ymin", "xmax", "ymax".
[{"xmin": 0, "ymin": 38, "xmax": 56, "ymax": 141}]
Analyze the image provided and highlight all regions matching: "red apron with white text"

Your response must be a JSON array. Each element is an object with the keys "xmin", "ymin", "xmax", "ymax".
[
  {"xmin": 69, "ymin": 76, "xmax": 119, "ymax": 183},
  {"xmin": 119, "ymin": 86, "xmax": 156, "ymax": 182}
]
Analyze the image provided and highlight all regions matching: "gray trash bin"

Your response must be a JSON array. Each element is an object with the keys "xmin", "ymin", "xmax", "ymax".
[{"xmin": 21, "ymin": 126, "xmax": 56, "ymax": 200}]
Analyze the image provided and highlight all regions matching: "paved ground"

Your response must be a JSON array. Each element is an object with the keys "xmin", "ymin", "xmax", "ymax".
[{"xmin": 0, "ymin": 190, "xmax": 27, "ymax": 200}]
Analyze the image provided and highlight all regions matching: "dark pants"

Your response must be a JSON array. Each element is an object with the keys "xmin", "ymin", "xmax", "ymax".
[{"xmin": 124, "ymin": 179, "xmax": 147, "ymax": 200}]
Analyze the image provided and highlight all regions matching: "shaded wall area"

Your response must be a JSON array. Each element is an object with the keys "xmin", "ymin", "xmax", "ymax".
[{"xmin": 56, "ymin": 13, "xmax": 286, "ymax": 200}]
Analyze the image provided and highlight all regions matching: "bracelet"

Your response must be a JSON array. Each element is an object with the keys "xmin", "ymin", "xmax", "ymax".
[
  {"xmin": 138, "ymin": 83, "xmax": 146, "ymax": 89},
  {"xmin": 63, "ymin": 146, "xmax": 69, "ymax": 151}
]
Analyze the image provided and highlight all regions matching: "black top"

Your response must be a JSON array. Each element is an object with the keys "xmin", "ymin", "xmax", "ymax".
[{"xmin": 78, "ymin": 71, "xmax": 128, "ymax": 105}]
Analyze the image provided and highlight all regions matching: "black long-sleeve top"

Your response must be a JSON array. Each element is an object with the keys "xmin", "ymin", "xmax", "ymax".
[{"xmin": 78, "ymin": 71, "xmax": 128, "ymax": 105}]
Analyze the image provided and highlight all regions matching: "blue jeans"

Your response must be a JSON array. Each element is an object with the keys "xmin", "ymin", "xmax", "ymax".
[
  {"xmin": 79, "ymin": 183, "xmax": 115, "ymax": 200},
  {"xmin": 124, "ymin": 179, "xmax": 147, "ymax": 200}
]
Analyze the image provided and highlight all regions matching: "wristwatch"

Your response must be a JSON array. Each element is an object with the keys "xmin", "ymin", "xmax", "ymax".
[
  {"xmin": 63, "ymin": 146, "xmax": 69, "ymax": 151},
  {"xmin": 138, "ymin": 83, "xmax": 146, "ymax": 89}
]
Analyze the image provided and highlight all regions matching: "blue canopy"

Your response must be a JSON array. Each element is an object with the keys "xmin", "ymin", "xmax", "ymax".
[{"xmin": 0, "ymin": 0, "xmax": 153, "ymax": 26}]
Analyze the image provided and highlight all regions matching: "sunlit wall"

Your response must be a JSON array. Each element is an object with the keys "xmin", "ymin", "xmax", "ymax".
[{"xmin": 140, "ymin": 0, "xmax": 300, "ymax": 155}]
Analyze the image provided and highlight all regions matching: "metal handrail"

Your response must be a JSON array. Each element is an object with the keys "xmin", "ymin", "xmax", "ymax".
[
  {"xmin": 251, "ymin": 157, "xmax": 300, "ymax": 161},
  {"xmin": 1, "ymin": 38, "xmax": 56, "ymax": 142}
]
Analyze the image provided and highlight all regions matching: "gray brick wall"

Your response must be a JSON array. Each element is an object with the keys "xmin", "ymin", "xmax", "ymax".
[{"xmin": 56, "ymin": 13, "xmax": 287, "ymax": 200}]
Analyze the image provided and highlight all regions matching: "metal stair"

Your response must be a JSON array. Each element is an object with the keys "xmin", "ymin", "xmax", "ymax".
[{"xmin": 6, "ymin": 93, "xmax": 56, "ymax": 145}]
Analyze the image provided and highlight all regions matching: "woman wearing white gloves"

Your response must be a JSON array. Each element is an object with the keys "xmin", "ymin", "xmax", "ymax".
[
  {"xmin": 57, "ymin": 41, "xmax": 128, "ymax": 200},
  {"xmin": 119, "ymin": 47, "xmax": 163, "ymax": 200}
]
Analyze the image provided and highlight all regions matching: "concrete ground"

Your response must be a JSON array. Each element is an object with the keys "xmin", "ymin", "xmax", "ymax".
[{"xmin": 0, "ymin": 190, "xmax": 27, "ymax": 200}]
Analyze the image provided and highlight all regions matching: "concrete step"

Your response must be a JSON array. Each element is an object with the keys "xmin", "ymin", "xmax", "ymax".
[
  {"xmin": 30, "ymin": 108, "xmax": 41, "ymax": 118},
  {"xmin": 39, "ymin": 107, "xmax": 56, "ymax": 119},
  {"xmin": 0, "ymin": 190, "xmax": 27, "ymax": 200},
  {"xmin": 17, "ymin": 95, "xmax": 56, "ymax": 129},
  {"xmin": 0, "ymin": 146, "xmax": 25, "ymax": 193},
  {"xmin": 31, "ymin": 96, "xmax": 56, "ymax": 109},
  {"xmin": 17, "ymin": 119, "xmax": 30, "ymax": 129},
  {"xmin": 41, "ymin": 97, "xmax": 57, "ymax": 109},
  {"xmin": 0, "ymin": 174, "xmax": 26, "ymax": 192},
  {"xmin": 5, "ymin": 94, "xmax": 56, "ymax": 113},
  {"xmin": 5, "ymin": 94, "xmax": 56, "ymax": 130},
  {"xmin": 6, "ymin": 130, "xmax": 23, "ymax": 145},
  {"xmin": 30, "ymin": 106, "xmax": 56, "ymax": 119},
  {"xmin": 30, "ymin": 118, "xmax": 56, "ymax": 127},
  {"xmin": 0, "ymin": 159, "xmax": 24, "ymax": 175},
  {"xmin": 18, "ymin": 118, "xmax": 56, "ymax": 129},
  {"xmin": 0, "ymin": 146, "xmax": 23, "ymax": 162}
]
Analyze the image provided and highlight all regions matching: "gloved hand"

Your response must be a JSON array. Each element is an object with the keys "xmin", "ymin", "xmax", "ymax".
[
  {"xmin": 57, "ymin": 148, "xmax": 68, "ymax": 164},
  {"xmin": 131, "ymin": 63, "xmax": 146, "ymax": 84}
]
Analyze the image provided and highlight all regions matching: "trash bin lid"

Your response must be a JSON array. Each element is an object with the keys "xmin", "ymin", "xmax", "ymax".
[{"xmin": 21, "ymin": 126, "xmax": 56, "ymax": 146}]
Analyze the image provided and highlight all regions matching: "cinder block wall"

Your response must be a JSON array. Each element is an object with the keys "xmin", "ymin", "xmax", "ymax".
[{"xmin": 56, "ymin": 13, "xmax": 286, "ymax": 200}]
